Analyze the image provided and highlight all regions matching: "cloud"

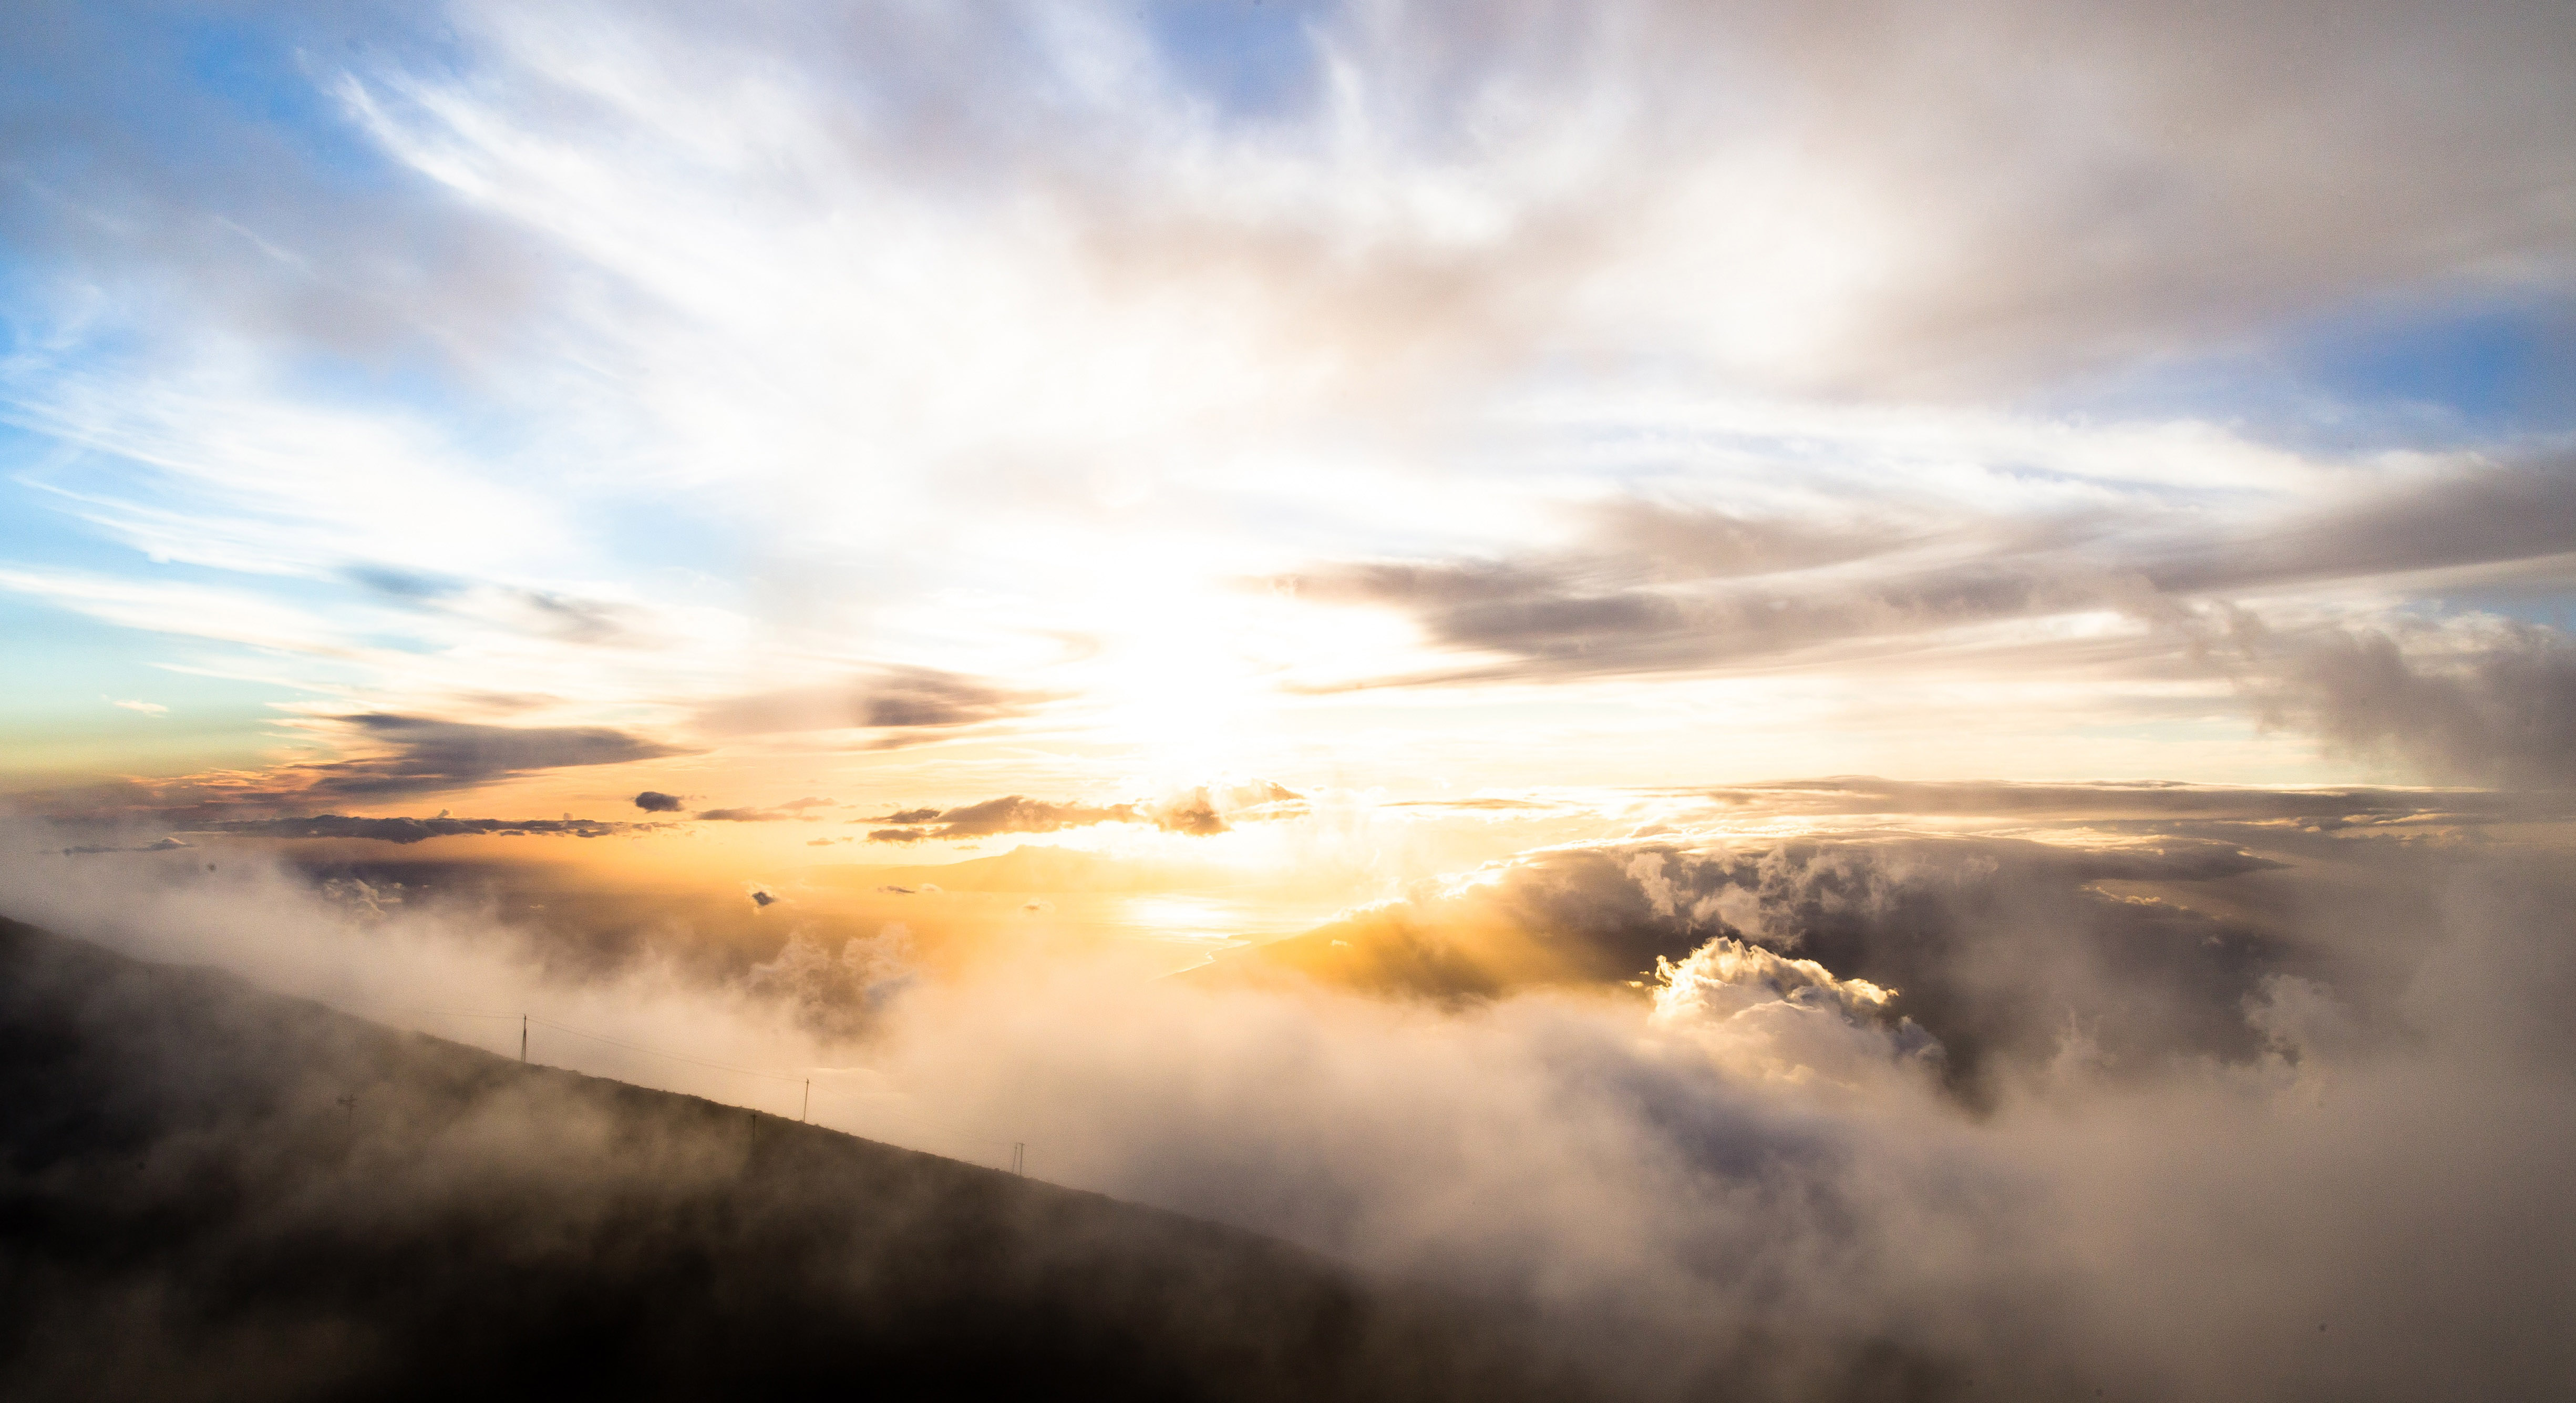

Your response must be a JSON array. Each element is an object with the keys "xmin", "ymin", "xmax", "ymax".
[
  {"xmin": 743, "ymin": 923, "xmax": 914, "ymax": 1036},
  {"xmin": 1652, "ymin": 936, "xmax": 1942, "ymax": 1084},
  {"xmin": 20, "ymin": 717, "xmax": 701, "ymax": 824},
  {"xmin": 6, "ymin": 800, "xmax": 2576, "ymax": 1398},
  {"xmin": 108, "ymin": 699, "xmax": 168, "ymax": 716},
  {"xmin": 56, "ymin": 836, "xmax": 191, "ymax": 856},
  {"xmin": 263, "ymin": 714, "xmax": 693, "ymax": 804},
  {"xmin": 200, "ymin": 815, "xmax": 645, "ymax": 844},
  {"xmin": 17, "ymin": 0, "xmax": 2572, "ymax": 434},
  {"xmin": 1212, "ymin": 832, "xmax": 2289, "ymax": 1097},
  {"xmin": 510, "ymin": 589, "xmax": 647, "ymax": 646},
  {"xmin": 866, "ymin": 796, "xmax": 1138, "ymax": 844},
  {"xmin": 1140, "ymin": 782, "xmax": 1307, "ymax": 837},
  {"xmin": 863, "ymin": 783, "xmax": 1306, "ymax": 843},
  {"xmin": 4, "ymin": 0, "xmax": 2569, "ymax": 797},
  {"xmin": 693, "ymin": 796, "xmax": 842, "ymax": 822},
  {"xmin": 1271, "ymin": 457, "xmax": 2576, "ymax": 707},
  {"xmin": 634, "ymin": 791, "xmax": 685, "ymax": 813},
  {"xmin": 2245, "ymin": 620, "xmax": 2576, "ymax": 788},
  {"xmin": 1687, "ymin": 777, "xmax": 2549, "ymax": 825},
  {"xmin": 864, "ymin": 826, "xmax": 2576, "ymax": 1399},
  {"xmin": 2149, "ymin": 457, "xmax": 2576, "ymax": 596},
  {"xmin": 1271, "ymin": 498, "xmax": 2132, "ymax": 687},
  {"xmin": 693, "ymin": 668, "xmax": 1050, "ymax": 741}
]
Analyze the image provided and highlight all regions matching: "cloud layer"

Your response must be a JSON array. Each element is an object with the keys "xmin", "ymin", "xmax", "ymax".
[{"xmin": 7, "ymin": 792, "xmax": 2571, "ymax": 1399}]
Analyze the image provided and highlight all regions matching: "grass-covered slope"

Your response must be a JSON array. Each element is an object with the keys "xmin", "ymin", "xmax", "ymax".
[{"xmin": 0, "ymin": 918, "xmax": 1568, "ymax": 1402}]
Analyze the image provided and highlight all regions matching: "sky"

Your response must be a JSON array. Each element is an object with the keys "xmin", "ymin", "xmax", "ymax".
[
  {"xmin": 5, "ymin": 0, "xmax": 2572, "ymax": 850},
  {"xmin": 4, "ymin": 5, "xmax": 2576, "ymax": 1397}
]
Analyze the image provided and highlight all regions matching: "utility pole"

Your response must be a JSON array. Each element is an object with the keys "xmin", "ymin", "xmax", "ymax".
[
  {"xmin": 801, "ymin": 1079, "xmax": 810, "ymax": 1122},
  {"xmin": 520, "ymin": 1015, "xmax": 528, "ymax": 1063},
  {"xmin": 1011, "ymin": 1142, "xmax": 1025, "ymax": 1176}
]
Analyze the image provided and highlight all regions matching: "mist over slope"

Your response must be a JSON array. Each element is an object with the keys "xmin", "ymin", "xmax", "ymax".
[
  {"xmin": 6, "ymin": 785, "xmax": 2575, "ymax": 1401},
  {"xmin": 0, "ymin": 918, "xmax": 1565, "ymax": 1403}
]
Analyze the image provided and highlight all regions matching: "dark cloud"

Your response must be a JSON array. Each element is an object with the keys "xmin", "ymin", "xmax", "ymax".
[
  {"xmin": 267, "ymin": 714, "xmax": 692, "ymax": 803},
  {"xmin": 1282, "ymin": 459, "xmax": 2576, "ymax": 692},
  {"xmin": 864, "ymin": 784, "xmax": 1306, "ymax": 843},
  {"xmin": 1283, "ymin": 548, "xmax": 2117, "ymax": 685},
  {"xmin": 2252, "ymin": 622, "xmax": 2576, "ymax": 787},
  {"xmin": 1211, "ymin": 832, "xmax": 2292, "ymax": 1097},
  {"xmin": 2150, "ymin": 458, "xmax": 2576, "ymax": 595},
  {"xmin": 694, "ymin": 667, "xmax": 1050, "ymax": 741},
  {"xmin": 696, "ymin": 808, "xmax": 791, "ymax": 823},
  {"xmin": 513, "ymin": 590, "xmax": 645, "ymax": 647},
  {"xmin": 201, "ymin": 815, "xmax": 645, "ymax": 844},
  {"xmin": 867, "ymin": 796, "xmax": 1139, "ymax": 844},
  {"xmin": 56, "ymin": 837, "xmax": 191, "ymax": 856},
  {"xmin": 1268, "ymin": 499, "xmax": 2116, "ymax": 686},
  {"xmin": 634, "ymin": 791, "xmax": 684, "ymax": 813},
  {"xmin": 10, "ymin": 720, "xmax": 698, "ymax": 824},
  {"xmin": 1142, "ymin": 783, "xmax": 1305, "ymax": 837},
  {"xmin": 1688, "ymin": 776, "xmax": 2551, "ymax": 824}
]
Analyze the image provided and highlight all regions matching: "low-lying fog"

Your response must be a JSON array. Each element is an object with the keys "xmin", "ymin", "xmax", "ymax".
[{"xmin": 7, "ymin": 783, "xmax": 2571, "ymax": 1401}]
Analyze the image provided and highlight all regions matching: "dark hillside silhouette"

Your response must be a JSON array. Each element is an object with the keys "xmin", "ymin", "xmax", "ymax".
[{"xmin": 0, "ymin": 917, "xmax": 1572, "ymax": 1402}]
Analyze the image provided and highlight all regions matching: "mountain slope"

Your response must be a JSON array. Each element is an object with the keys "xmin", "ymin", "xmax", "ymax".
[{"xmin": 0, "ymin": 917, "xmax": 1571, "ymax": 1402}]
